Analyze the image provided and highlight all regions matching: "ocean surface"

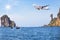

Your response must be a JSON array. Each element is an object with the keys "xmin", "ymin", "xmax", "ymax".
[{"xmin": 0, "ymin": 26, "xmax": 60, "ymax": 40}]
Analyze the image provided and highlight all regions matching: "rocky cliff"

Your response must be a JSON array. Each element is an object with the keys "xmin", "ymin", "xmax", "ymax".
[
  {"xmin": 0, "ymin": 15, "xmax": 16, "ymax": 27},
  {"xmin": 48, "ymin": 8, "xmax": 60, "ymax": 26}
]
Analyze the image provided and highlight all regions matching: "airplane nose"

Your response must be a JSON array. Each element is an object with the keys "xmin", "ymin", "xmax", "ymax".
[
  {"xmin": 42, "ymin": 7, "xmax": 49, "ymax": 10},
  {"xmin": 45, "ymin": 7, "xmax": 49, "ymax": 9}
]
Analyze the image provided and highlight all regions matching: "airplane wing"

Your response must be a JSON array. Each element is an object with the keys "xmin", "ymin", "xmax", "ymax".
[
  {"xmin": 35, "ymin": 6, "xmax": 42, "ymax": 10},
  {"xmin": 33, "ymin": 5, "xmax": 42, "ymax": 10}
]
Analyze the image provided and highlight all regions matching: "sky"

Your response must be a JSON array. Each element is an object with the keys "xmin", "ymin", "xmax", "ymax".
[{"xmin": 0, "ymin": 0, "xmax": 60, "ymax": 27}]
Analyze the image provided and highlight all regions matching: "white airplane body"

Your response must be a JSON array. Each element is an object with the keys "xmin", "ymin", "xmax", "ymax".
[{"xmin": 33, "ymin": 4, "xmax": 49, "ymax": 10}]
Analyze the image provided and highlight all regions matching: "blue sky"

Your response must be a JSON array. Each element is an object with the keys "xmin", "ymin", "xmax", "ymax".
[{"xmin": 0, "ymin": 0, "xmax": 60, "ymax": 27}]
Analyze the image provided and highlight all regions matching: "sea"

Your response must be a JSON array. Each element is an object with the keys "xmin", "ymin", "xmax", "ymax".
[{"xmin": 0, "ymin": 26, "xmax": 60, "ymax": 40}]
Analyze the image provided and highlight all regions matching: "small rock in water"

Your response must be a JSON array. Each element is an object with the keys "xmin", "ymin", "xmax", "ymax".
[{"xmin": 16, "ymin": 27, "xmax": 20, "ymax": 29}]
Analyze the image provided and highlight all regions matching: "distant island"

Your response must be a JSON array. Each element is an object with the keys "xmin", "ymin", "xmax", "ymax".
[
  {"xmin": 48, "ymin": 8, "xmax": 60, "ymax": 26},
  {"xmin": 0, "ymin": 15, "xmax": 16, "ymax": 28}
]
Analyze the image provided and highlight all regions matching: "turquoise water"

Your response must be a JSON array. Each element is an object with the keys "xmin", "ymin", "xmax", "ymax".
[{"xmin": 0, "ymin": 26, "xmax": 60, "ymax": 40}]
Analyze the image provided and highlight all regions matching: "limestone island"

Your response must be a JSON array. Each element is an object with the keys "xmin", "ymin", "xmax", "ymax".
[
  {"xmin": 48, "ymin": 8, "xmax": 60, "ymax": 26},
  {"xmin": 0, "ymin": 15, "xmax": 20, "ymax": 29}
]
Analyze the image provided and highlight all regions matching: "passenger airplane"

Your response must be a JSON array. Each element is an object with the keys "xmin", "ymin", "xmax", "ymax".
[{"xmin": 33, "ymin": 4, "xmax": 49, "ymax": 10}]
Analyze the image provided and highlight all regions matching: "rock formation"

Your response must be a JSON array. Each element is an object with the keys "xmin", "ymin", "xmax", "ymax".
[
  {"xmin": 48, "ymin": 8, "xmax": 60, "ymax": 26},
  {"xmin": 50, "ymin": 14, "xmax": 53, "ymax": 21},
  {"xmin": 1, "ymin": 15, "xmax": 16, "ymax": 27}
]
